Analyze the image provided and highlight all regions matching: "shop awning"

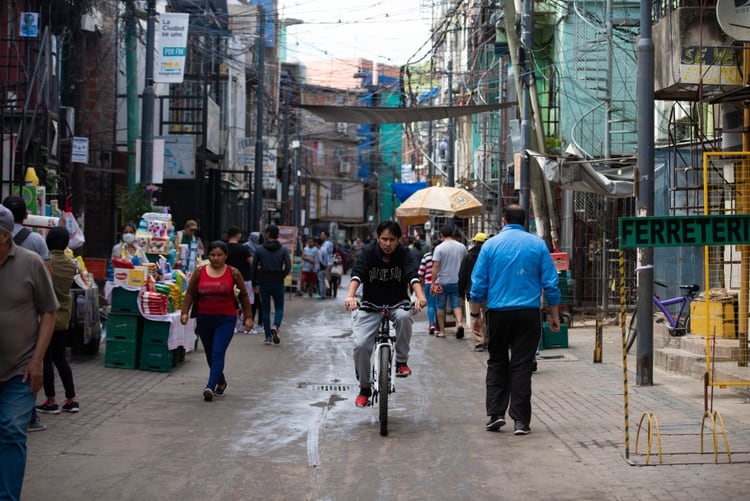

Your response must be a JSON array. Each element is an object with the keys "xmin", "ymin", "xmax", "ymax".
[
  {"xmin": 295, "ymin": 103, "xmax": 516, "ymax": 124},
  {"xmin": 392, "ymin": 181, "xmax": 427, "ymax": 202}
]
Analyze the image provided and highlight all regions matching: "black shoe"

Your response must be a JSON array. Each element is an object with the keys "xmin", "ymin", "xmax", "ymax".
[
  {"xmin": 473, "ymin": 343, "xmax": 485, "ymax": 352},
  {"xmin": 486, "ymin": 415, "xmax": 506, "ymax": 431},
  {"xmin": 214, "ymin": 383, "xmax": 228, "ymax": 397},
  {"xmin": 456, "ymin": 326, "xmax": 465, "ymax": 339},
  {"xmin": 514, "ymin": 421, "xmax": 531, "ymax": 435},
  {"xmin": 203, "ymin": 388, "xmax": 214, "ymax": 402}
]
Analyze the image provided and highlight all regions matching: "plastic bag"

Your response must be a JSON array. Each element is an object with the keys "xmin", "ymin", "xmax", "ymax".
[{"xmin": 61, "ymin": 211, "xmax": 85, "ymax": 249}]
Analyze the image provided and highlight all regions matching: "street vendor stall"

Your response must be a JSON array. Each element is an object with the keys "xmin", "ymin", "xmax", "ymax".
[{"xmin": 102, "ymin": 211, "xmax": 197, "ymax": 372}]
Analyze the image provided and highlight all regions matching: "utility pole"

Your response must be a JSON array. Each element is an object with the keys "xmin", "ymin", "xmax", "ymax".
[
  {"xmin": 635, "ymin": 0, "xmax": 655, "ymax": 385},
  {"xmin": 519, "ymin": 0, "xmax": 533, "ymax": 214},
  {"xmin": 125, "ymin": 0, "xmax": 138, "ymax": 190},
  {"xmin": 447, "ymin": 60, "xmax": 454, "ymax": 187},
  {"xmin": 281, "ymin": 84, "xmax": 291, "ymax": 225},
  {"xmin": 293, "ymin": 115, "xmax": 302, "ymax": 229},
  {"xmin": 253, "ymin": 6, "xmax": 265, "ymax": 232},
  {"xmin": 140, "ymin": 0, "xmax": 156, "ymax": 203}
]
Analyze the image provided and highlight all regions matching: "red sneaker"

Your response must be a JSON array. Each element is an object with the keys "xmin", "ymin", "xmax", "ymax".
[
  {"xmin": 396, "ymin": 363, "xmax": 412, "ymax": 377},
  {"xmin": 355, "ymin": 394, "xmax": 369, "ymax": 407}
]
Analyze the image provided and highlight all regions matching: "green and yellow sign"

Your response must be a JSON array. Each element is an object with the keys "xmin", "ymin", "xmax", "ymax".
[{"xmin": 619, "ymin": 215, "xmax": 750, "ymax": 248}]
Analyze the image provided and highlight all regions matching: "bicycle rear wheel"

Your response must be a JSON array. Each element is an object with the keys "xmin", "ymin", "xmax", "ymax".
[
  {"xmin": 625, "ymin": 308, "xmax": 638, "ymax": 353},
  {"xmin": 378, "ymin": 345, "xmax": 391, "ymax": 436}
]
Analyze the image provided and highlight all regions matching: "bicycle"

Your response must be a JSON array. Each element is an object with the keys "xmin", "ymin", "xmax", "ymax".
[
  {"xmin": 359, "ymin": 300, "xmax": 412, "ymax": 436},
  {"xmin": 625, "ymin": 280, "xmax": 700, "ymax": 353}
]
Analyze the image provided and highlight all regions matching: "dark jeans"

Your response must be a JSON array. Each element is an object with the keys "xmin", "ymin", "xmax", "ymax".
[
  {"xmin": 253, "ymin": 294, "xmax": 263, "ymax": 326},
  {"xmin": 43, "ymin": 329, "xmax": 76, "ymax": 400},
  {"xmin": 259, "ymin": 283, "xmax": 285, "ymax": 340},
  {"xmin": 485, "ymin": 309, "xmax": 542, "ymax": 426},
  {"xmin": 196, "ymin": 315, "xmax": 236, "ymax": 390}
]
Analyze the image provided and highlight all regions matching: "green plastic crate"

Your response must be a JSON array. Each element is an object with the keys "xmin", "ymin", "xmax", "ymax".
[
  {"xmin": 141, "ymin": 319, "xmax": 170, "ymax": 346},
  {"xmin": 542, "ymin": 322, "xmax": 569, "ymax": 349},
  {"xmin": 111, "ymin": 288, "xmax": 140, "ymax": 314},
  {"xmin": 107, "ymin": 313, "xmax": 141, "ymax": 343},
  {"xmin": 140, "ymin": 346, "xmax": 173, "ymax": 372},
  {"xmin": 104, "ymin": 339, "xmax": 139, "ymax": 369}
]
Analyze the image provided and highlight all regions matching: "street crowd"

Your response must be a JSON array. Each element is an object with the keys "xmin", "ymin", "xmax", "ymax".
[{"xmin": 1, "ymin": 204, "xmax": 561, "ymax": 501}]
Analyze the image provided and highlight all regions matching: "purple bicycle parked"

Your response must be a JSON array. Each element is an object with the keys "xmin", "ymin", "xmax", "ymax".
[{"xmin": 625, "ymin": 280, "xmax": 700, "ymax": 353}]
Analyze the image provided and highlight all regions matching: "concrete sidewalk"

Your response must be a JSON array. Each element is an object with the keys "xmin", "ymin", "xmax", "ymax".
[{"xmin": 22, "ymin": 296, "xmax": 750, "ymax": 500}]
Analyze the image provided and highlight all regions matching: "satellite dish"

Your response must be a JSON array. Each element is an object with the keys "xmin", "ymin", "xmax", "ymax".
[{"xmin": 717, "ymin": 0, "xmax": 750, "ymax": 41}]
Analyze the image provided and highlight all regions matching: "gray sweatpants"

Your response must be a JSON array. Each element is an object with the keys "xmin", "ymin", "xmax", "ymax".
[{"xmin": 352, "ymin": 308, "xmax": 413, "ymax": 388}]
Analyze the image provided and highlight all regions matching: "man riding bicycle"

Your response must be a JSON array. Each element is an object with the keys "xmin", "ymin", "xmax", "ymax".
[{"xmin": 345, "ymin": 221, "xmax": 428, "ymax": 407}]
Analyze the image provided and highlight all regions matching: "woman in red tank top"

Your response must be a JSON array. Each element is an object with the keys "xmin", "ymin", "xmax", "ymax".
[{"xmin": 180, "ymin": 241, "xmax": 252, "ymax": 401}]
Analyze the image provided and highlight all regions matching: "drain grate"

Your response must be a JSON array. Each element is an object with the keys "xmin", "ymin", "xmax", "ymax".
[{"xmin": 298, "ymin": 382, "xmax": 353, "ymax": 392}]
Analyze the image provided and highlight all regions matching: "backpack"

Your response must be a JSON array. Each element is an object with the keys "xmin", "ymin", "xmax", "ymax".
[{"xmin": 14, "ymin": 227, "xmax": 31, "ymax": 245}]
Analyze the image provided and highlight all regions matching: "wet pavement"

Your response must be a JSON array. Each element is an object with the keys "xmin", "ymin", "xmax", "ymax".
[{"xmin": 22, "ymin": 291, "xmax": 750, "ymax": 500}]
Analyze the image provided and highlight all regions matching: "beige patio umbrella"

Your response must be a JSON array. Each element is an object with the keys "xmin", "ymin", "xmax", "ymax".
[{"xmin": 395, "ymin": 186, "xmax": 483, "ymax": 225}]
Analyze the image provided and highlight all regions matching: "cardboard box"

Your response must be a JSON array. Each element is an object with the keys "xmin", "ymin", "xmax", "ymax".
[
  {"xmin": 690, "ymin": 300, "xmax": 736, "ymax": 338},
  {"xmin": 112, "ymin": 267, "xmax": 148, "ymax": 288}
]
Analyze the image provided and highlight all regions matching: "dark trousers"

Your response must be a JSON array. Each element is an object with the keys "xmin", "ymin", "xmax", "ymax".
[
  {"xmin": 485, "ymin": 309, "xmax": 541, "ymax": 426},
  {"xmin": 253, "ymin": 294, "xmax": 263, "ymax": 326},
  {"xmin": 43, "ymin": 329, "xmax": 76, "ymax": 400}
]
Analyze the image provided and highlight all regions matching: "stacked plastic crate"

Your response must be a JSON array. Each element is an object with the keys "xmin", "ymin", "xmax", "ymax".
[
  {"xmin": 104, "ymin": 288, "xmax": 142, "ymax": 369},
  {"xmin": 139, "ymin": 319, "xmax": 176, "ymax": 372}
]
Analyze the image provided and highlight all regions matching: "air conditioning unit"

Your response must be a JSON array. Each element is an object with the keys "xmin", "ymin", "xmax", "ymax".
[
  {"xmin": 339, "ymin": 162, "xmax": 352, "ymax": 174},
  {"xmin": 336, "ymin": 122, "xmax": 348, "ymax": 133}
]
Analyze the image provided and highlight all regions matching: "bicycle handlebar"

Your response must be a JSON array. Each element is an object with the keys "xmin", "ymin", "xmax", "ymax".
[{"xmin": 358, "ymin": 300, "xmax": 413, "ymax": 312}]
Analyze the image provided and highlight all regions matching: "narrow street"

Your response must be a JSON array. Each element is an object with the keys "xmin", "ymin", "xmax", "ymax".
[{"xmin": 23, "ymin": 293, "xmax": 750, "ymax": 500}]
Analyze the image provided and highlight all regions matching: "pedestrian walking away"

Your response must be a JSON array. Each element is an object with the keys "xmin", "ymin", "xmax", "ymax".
[
  {"xmin": 245, "ymin": 232, "xmax": 264, "ymax": 333},
  {"xmin": 37, "ymin": 227, "xmax": 80, "ymax": 415},
  {"xmin": 180, "ymin": 241, "xmax": 253, "ymax": 401},
  {"xmin": 316, "ymin": 230, "xmax": 334, "ymax": 298},
  {"xmin": 252, "ymin": 224, "xmax": 291, "ymax": 345},
  {"xmin": 418, "ymin": 238, "xmax": 440, "ymax": 336},
  {"xmin": 458, "ymin": 232, "xmax": 489, "ymax": 351},
  {"xmin": 431, "ymin": 225, "xmax": 467, "ymax": 339},
  {"xmin": 469, "ymin": 204, "xmax": 560, "ymax": 435},
  {"xmin": 300, "ymin": 236, "xmax": 319, "ymax": 297},
  {"xmin": 344, "ymin": 221, "xmax": 427, "ymax": 407},
  {"xmin": 225, "ymin": 226, "xmax": 254, "ymax": 333},
  {"xmin": 0, "ymin": 204, "xmax": 58, "ymax": 501}
]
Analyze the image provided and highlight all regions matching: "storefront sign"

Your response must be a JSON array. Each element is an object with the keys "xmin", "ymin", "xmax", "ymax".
[{"xmin": 619, "ymin": 215, "xmax": 750, "ymax": 248}]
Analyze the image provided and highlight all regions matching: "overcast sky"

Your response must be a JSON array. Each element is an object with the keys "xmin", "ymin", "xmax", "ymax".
[{"xmin": 278, "ymin": 0, "xmax": 434, "ymax": 65}]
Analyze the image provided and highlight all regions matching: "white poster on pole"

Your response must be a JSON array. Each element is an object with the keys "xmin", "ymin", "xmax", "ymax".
[
  {"xmin": 155, "ymin": 13, "xmax": 189, "ymax": 84},
  {"xmin": 71, "ymin": 137, "xmax": 89, "ymax": 164}
]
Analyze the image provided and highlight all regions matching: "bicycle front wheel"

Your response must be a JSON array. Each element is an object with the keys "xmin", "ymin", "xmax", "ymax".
[
  {"xmin": 625, "ymin": 308, "xmax": 638, "ymax": 353},
  {"xmin": 378, "ymin": 345, "xmax": 391, "ymax": 436}
]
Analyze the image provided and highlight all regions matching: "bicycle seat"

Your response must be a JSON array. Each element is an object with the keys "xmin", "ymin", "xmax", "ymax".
[{"xmin": 680, "ymin": 284, "xmax": 700, "ymax": 294}]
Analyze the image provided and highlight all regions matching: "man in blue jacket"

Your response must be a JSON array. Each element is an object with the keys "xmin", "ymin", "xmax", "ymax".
[{"xmin": 469, "ymin": 204, "xmax": 560, "ymax": 435}]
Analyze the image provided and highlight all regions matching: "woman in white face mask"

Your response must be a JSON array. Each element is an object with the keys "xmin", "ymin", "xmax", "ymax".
[{"xmin": 111, "ymin": 223, "xmax": 148, "ymax": 266}]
